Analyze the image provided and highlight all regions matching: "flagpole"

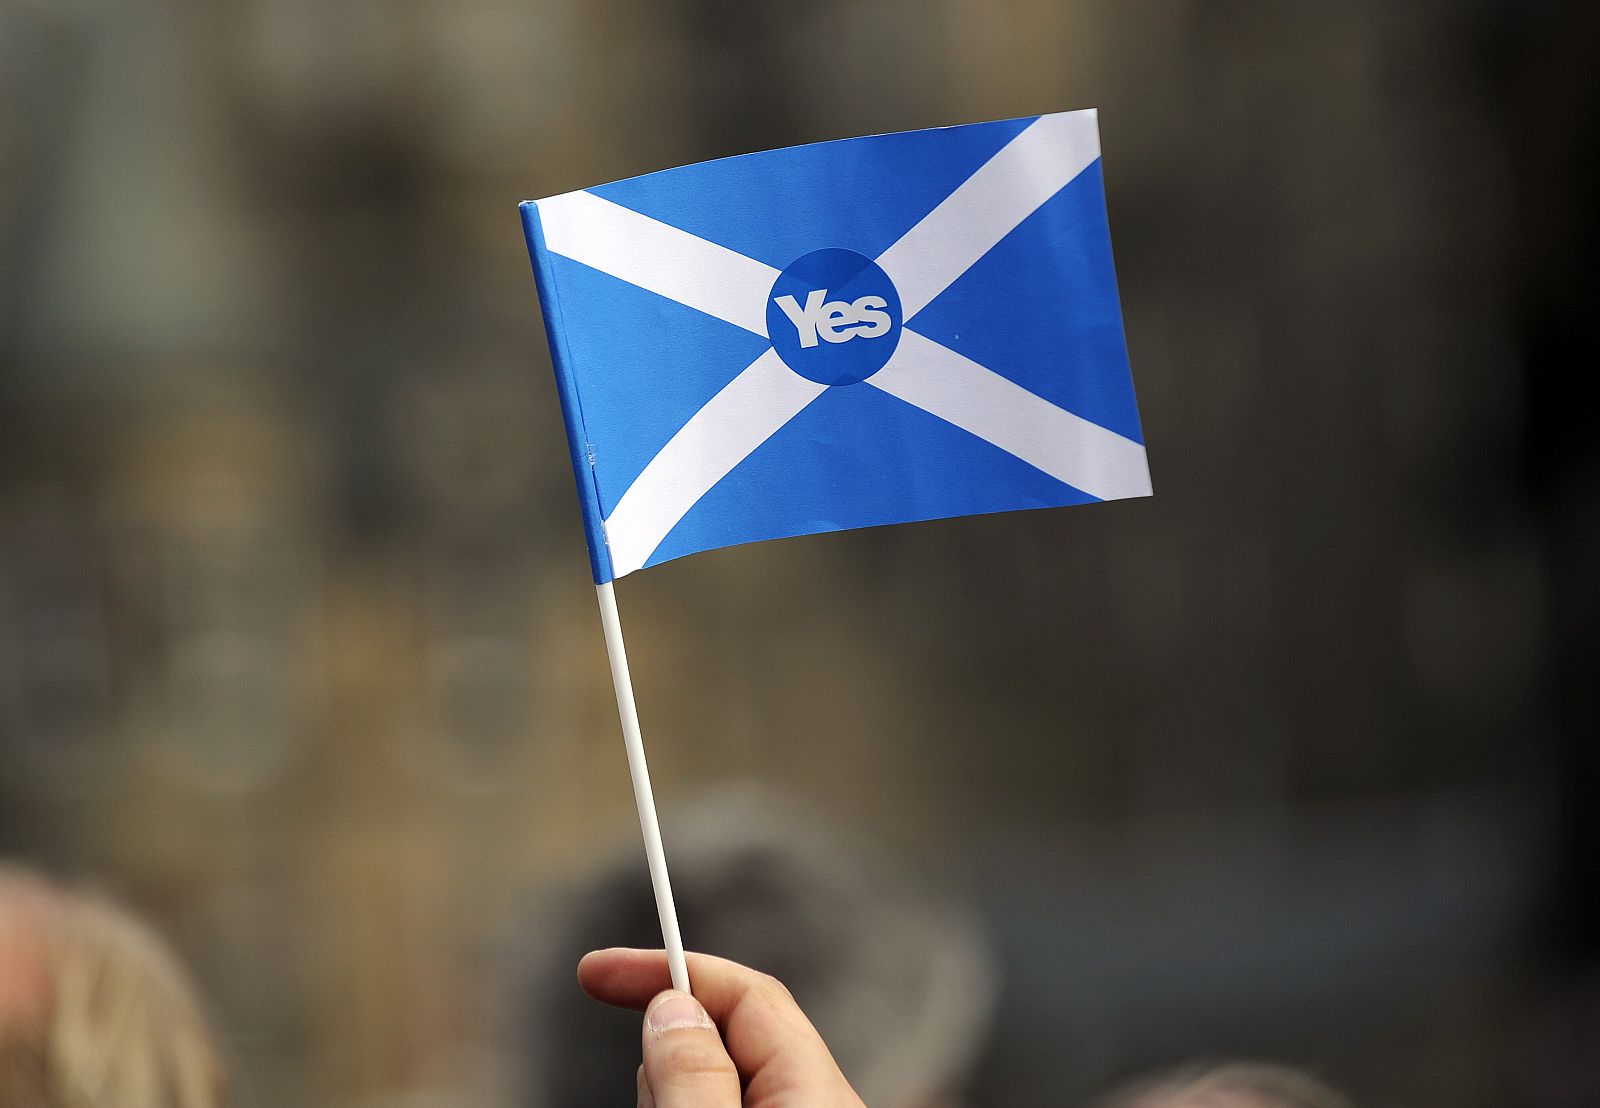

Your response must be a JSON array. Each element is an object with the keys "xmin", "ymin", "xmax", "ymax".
[{"xmin": 594, "ymin": 581, "xmax": 692, "ymax": 994}]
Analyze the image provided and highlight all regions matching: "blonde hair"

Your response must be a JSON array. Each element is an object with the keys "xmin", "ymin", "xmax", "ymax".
[{"xmin": 0, "ymin": 867, "xmax": 226, "ymax": 1108}]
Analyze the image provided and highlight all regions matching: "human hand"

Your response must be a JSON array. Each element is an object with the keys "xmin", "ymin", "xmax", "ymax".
[{"xmin": 578, "ymin": 947, "xmax": 868, "ymax": 1108}]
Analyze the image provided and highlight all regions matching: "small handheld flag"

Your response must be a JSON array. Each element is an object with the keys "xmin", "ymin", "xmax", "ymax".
[
  {"xmin": 520, "ymin": 110, "xmax": 1150, "ymax": 995},
  {"xmin": 522, "ymin": 108, "xmax": 1150, "ymax": 584}
]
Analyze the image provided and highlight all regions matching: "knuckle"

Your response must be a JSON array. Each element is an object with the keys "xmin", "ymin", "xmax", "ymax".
[{"xmin": 754, "ymin": 971, "xmax": 796, "ymax": 1006}]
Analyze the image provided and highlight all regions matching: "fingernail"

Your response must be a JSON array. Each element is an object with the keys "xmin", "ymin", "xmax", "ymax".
[{"xmin": 646, "ymin": 991, "xmax": 712, "ymax": 1034}]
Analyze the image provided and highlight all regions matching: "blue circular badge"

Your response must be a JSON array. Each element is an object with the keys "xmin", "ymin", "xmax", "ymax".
[{"xmin": 766, "ymin": 249, "xmax": 903, "ymax": 386}]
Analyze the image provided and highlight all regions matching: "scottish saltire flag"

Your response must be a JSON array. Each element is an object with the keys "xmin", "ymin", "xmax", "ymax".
[{"xmin": 521, "ymin": 109, "xmax": 1150, "ymax": 582}]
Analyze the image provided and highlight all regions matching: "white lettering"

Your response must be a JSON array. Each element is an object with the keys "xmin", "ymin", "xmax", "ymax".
[
  {"xmin": 774, "ymin": 289, "xmax": 828, "ymax": 348},
  {"xmin": 852, "ymin": 295, "xmax": 891, "ymax": 338},
  {"xmin": 816, "ymin": 300, "xmax": 856, "ymax": 343},
  {"xmin": 774, "ymin": 289, "xmax": 894, "ymax": 348}
]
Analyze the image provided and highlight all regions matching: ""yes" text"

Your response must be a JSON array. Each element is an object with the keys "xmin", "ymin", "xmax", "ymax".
[{"xmin": 773, "ymin": 290, "xmax": 893, "ymax": 348}]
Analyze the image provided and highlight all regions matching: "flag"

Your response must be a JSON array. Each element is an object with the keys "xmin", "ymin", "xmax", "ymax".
[{"xmin": 521, "ymin": 109, "xmax": 1151, "ymax": 583}]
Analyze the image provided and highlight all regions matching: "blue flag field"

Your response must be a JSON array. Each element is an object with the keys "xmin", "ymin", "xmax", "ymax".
[{"xmin": 521, "ymin": 109, "xmax": 1151, "ymax": 583}]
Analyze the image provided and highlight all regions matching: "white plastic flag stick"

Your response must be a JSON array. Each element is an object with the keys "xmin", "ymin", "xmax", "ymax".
[{"xmin": 594, "ymin": 580, "xmax": 692, "ymax": 994}]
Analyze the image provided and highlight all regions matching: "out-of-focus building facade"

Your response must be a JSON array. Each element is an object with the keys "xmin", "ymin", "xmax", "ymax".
[{"xmin": 2, "ymin": 2, "xmax": 1595, "ymax": 1105}]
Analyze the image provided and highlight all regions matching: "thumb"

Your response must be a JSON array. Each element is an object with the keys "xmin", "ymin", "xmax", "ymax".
[{"xmin": 639, "ymin": 990, "xmax": 742, "ymax": 1108}]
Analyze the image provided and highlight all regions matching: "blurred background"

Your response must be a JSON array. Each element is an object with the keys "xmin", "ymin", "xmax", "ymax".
[{"xmin": 1, "ymin": 0, "xmax": 1597, "ymax": 1105}]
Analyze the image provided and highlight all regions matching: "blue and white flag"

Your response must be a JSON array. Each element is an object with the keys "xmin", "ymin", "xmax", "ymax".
[{"xmin": 521, "ymin": 109, "xmax": 1151, "ymax": 583}]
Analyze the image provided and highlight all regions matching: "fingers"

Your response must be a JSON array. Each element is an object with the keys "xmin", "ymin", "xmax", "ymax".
[
  {"xmin": 580, "ymin": 948, "xmax": 825, "ymax": 1069},
  {"xmin": 581, "ymin": 948, "xmax": 862, "ymax": 1104},
  {"xmin": 638, "ymin": 990, "xmax": 740, "ymax": 1108}
]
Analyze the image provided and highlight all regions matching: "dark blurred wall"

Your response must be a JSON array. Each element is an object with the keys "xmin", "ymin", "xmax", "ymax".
[{"xmin": 1, "ymin": 2, "xmax": 1596, "ymax": 1106}]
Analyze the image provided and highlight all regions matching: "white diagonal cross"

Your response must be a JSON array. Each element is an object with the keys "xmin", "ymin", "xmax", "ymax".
[
  {"xmin": 537, "ymin": 190, "xmax": 779, "ymax": 336},
  {"xmin": 534, "ymin": 109, "xmax": 1149, "ymax": 577},
  {"xmin": 602, "ymin": 349, "xmax": 827, "ymax": 576},
  {"xmin": 876, "ymin": 110, "xmax": 1102, "ymax": 320}
]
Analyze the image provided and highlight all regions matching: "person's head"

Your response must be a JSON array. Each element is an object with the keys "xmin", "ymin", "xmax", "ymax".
[
  {"xmin": 1095, "ymin": 1061, "xmax": 1354, "ymax": 1108},
  {"xmin": 519, "ymin": 786, "xmax": 996, "ymax": 1108},
  {"xmin": 0, "ymin": 864, "xmax": 226, "ymax": 1108}
]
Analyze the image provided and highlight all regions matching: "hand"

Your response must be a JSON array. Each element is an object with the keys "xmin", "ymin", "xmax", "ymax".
[{"xmin": 578, "ymin": 947, "xmax": 868, "ymax": 1108}]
